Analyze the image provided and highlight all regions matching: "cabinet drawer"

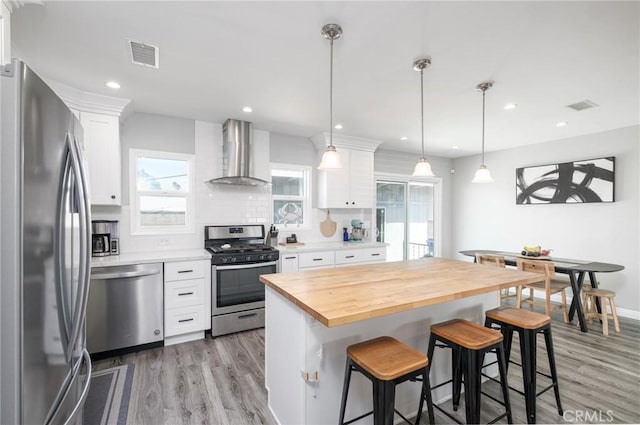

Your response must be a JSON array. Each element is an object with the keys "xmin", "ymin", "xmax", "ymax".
[
  {"xmin": 165, "ymin": 278, "xmax": 205, "ymax": 309},
  {"xmin": 165, "ymin": 260, "xmax": 206, "ymax": 281},
  {"xmin": 362, "ymin": 247, "xmax": 387, "ymax": 262},
  {"xmin": 280, "ymin": 255, "xmax": 299, "ymax": 273},
  {"xmin": 165, "ymin": 306, "xmax": 205, "ymax": 337},
  {"xmin": 298, "ymin": 252, "xmax": 335, "ymax": 268},
  {"xmin": 335, "ymin": 250, "xmax": 363, "ymax": 265}
]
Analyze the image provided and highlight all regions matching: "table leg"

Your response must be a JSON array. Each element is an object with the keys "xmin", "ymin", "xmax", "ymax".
[
  {"xmin": 568, "ymin": 272, "xmax": 588, "ymax": 332},
  {"xmin": 589, "ymin": 272, "xmax": 603, "ymax": 315}
]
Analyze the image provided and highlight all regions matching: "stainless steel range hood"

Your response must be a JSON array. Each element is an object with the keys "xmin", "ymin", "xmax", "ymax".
[{"xmin": 207, "ymin": 119, "xmax": 270, "ymax": 186}]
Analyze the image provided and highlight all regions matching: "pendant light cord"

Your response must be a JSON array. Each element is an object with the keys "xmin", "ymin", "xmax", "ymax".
[
  {"xmin": 420, "ymin": 67, "xmax": 425, "ymax": 159},
  {"xmin": 329, "ymin": 37, "xmax": 334, "ymax": 148},
  {"xmin": 481, "ymin": 87, "xmax": 486, "ymax": 165}
]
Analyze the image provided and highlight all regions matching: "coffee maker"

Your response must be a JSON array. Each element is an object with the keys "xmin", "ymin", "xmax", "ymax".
[{"xmin": 91, "ymin": 220, "xmax": 119, "ymax": 257}]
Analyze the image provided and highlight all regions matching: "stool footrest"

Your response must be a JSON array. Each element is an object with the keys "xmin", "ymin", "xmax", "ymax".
[
  {"xmin": 343, "ymin": 411, "xmax": 372, "ymax": 425},
  {"xmin": 433, "ymin": 403, "xmax": 463, "ymax": 425}
]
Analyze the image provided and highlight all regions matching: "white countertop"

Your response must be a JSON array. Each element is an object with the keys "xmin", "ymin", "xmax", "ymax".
[
  {"xmin": 275, "ymin": 241, "xmax": 388, "ymax": 254},
  {"xmin": 91, "ymin": 249, "xmax": 211, "ymax": 268}
]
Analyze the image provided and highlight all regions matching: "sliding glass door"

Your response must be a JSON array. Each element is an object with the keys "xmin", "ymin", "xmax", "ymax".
[{"xmin": 376, "ymin": 177, "xmax": 438, "ymax": 261}]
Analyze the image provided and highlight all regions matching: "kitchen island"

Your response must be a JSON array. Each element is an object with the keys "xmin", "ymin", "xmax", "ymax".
[{"xmin": 259, "ymin": 257, "xmax": 543, "ymax": 425}]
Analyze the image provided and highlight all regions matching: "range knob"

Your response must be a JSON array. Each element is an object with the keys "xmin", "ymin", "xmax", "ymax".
[
  {"xmin": 231, "ymin": 257, "xmax": 237, "ymax": 263},
  {"xmin": 246, "ymin": 255, "xmax": 252, "ymax": 262},
  {"xmin": 222, "ymin": 258, "xmax": 229, "ymax": 264},
  {"xmin": 259, "ymin": 255, "xmax": 265, "ymax": 261}
]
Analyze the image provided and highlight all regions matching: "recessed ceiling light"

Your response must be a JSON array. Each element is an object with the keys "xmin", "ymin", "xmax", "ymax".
[
  {"xmin": 400, "ymin": 136, "xmax": 408, "ymax": 141},
  {"xmin": 504, "ymin": 103, "xmax": 517, "ymax": 110},
  {"xmin": 106, "ymin": 81, "xmax": 120, "ymax": 89},
  {"xmin": 334, "ymin": 124, "xmax": 343, "ymax": 130},
  {"xmin": 452, "ymin": 145, "xmax": 459, "ymax": 150},
  {"xmin": 242, "ymin": 106, "xmax": 252, "ymax": 113},
  {"xmin": 556, "ymin": 121, "xmax": 568, "ymax": 127}
]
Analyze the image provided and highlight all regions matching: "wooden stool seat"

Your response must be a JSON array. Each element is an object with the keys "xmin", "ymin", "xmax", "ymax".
[
  {"xmin": 347, "ymin": 336, "xmax": 428, "ymax": 380},
  {"xmin": 486, "ymin": 307, "xmax": 551, "ymax": 330},
  {"xmin": 582, "ymin": 288, "xmax": 620, "ymax": 336},
  {"xmin": 431, "ymin": 319, "xmax": 503, "ymax": 350}
]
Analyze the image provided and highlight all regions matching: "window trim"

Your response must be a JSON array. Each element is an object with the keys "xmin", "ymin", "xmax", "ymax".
[
  {"xmin": 270, "ymin": 162, "xmax": 312, "ymax": 230},
  {"xmin": 129, "ymin": 148, "xmax": 195, "ymax": 235}
]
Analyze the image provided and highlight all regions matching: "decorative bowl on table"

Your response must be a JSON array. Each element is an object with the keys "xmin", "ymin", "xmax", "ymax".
[{"xmin": 520, "ymin": 245, "xmax": 552, "ymax": 257}]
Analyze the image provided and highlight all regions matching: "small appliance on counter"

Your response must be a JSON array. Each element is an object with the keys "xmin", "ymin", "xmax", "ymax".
[
  {"xmin": 350, "ymin": 219, "xmax": 367, "ymax": 241},
  {"xmin": 91, "ymin": 220, "xmax": 120, "ymax": 256}
]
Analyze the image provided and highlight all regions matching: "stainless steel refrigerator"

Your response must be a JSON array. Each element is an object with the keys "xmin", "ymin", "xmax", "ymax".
[{"xmin": 1, "ymin": 59, "xmax": 92, "ymax": 424}]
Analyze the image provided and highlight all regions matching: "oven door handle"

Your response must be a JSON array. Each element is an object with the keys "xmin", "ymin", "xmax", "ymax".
[{"xmin": 215, "ymin": 261, "xmax": 278, "ymax": 271}]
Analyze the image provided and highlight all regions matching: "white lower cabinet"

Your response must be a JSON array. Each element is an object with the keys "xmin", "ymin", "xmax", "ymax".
[
  {"xmin": 279, "ymin": 246, "xmax": 386, "ymax": 272},
  {"xmin": 164, "ymin": 259, "xmax": 211, "ymax": 346}
]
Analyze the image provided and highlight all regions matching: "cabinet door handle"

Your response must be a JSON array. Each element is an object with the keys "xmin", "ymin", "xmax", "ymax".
[
  {"xmin": 371, "ymin": 253, "xmax": 380, "ymax": 256},
  {"xmin": 285, "ymin": 256, "xmax": 296, "ymax": 260},
  {"xmin": 345, "ymin": 201, "xmax": 349, "ymax": 205},
  {"xmin": 351, "ymin": 202, "xmax": 355, "ymax": 205},
  {"xmin": 178, "ymin": 292, "xmax": 194, "ymax": 296},
  {"xmin": 178, "ymin": 318, "xmax": 194, "ymax": 323},
  {"xmin": 346, "ymin": 255, "xmax": 355, "ymax": 259},
  {"xmin": 312, "ymin": 258, "xmax": 324, "ymax": 261},
  {"xmin": 239, "ymin": 312, "xmax": 258, "ymax": 319},
  {"xmin": 177, "ymin": 269, "xmax": 193, "ymax": 274},
  {"xmin": 110, "ymin": 195, "xmax": 116, "ymax": 200}
]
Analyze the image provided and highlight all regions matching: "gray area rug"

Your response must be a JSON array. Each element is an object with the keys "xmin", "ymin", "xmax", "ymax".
[{"xmin": 83, "ymin": 364, "xmax": 135, "ymax": 425}]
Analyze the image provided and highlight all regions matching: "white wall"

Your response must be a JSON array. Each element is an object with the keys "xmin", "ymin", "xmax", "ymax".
[
  {"xmin": 0, "ymin": 1, "xmax": 11, "ymax": 65},
  {"xmin": 451, "ymin": 125, "xmax": 639, "ymax": 314}
]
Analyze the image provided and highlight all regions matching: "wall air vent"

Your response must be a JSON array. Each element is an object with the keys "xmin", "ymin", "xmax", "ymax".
[
  {"xmin": 566, "ymin": 99, "xmax": 599, "ymax": 111},
  {"xmin": 129, "ymin": 41, "xmax": 159, "ymax": 68}
]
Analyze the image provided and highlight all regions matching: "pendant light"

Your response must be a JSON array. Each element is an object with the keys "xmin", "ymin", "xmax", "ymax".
[
  {"xmin": 317, "ymin": 23, "xmax": 343, "ymax": 170},
  {"xmin": 472, "ymin": 82, "xmax": 494, "ymax": 183},
  {"xmin": 412, "ymin": 58, "xmax": 435, "ymax": 177}
]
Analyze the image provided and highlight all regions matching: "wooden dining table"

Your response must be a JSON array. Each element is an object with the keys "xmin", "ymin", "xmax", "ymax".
[{"xmin": 459, "ymin": 250, "xmax": 625, "ymax": 332}]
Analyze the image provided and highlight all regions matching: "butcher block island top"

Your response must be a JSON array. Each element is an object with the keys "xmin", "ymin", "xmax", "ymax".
[{"xmin": 259, "ymin": 257, "xmax": 544, "ymax": 327}]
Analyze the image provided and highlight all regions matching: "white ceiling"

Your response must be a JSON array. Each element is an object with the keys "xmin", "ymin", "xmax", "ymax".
[{"xmin": 11, "ymin": 1, "xmax": 639, "ymax": 158}]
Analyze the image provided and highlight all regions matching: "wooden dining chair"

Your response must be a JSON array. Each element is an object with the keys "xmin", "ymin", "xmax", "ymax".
[
  {"xmin": 516, "ymin": 259, "xmax": 570, "ymax": 323},
  {"xmin": 475, "ymin": 254, "xmax": 516, "ymax": 304}
]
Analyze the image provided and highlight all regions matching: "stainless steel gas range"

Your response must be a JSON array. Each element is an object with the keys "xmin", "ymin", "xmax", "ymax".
[{"xmin": 205, "ymin": 225, "xmax": 279, "ymax": 337}]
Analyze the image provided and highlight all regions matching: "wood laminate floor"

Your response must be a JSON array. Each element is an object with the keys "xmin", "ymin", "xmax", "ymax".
[{"xmin": 93, "ymin": 313, "xmax": 640, "ymax": 424}]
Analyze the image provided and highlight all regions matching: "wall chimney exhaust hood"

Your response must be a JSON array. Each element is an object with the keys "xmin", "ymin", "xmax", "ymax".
[{"xmin": 207, "ymin": 119, "xmax": 271, "ymax": 186}]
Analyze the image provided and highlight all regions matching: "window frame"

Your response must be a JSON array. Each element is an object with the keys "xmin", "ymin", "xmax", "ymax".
[
  {"xmin": 129, "ymin": 148, "xmax": 195, "ymax": 235},
  {"xmin": 270, "ymin": 162, "xmax": 312, "ymax": 230}
]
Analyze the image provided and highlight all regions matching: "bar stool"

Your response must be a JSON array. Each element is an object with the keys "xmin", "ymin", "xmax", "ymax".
[
  {"xmin": 582, "ymin": 287, "xmax": 620, "ymax": 336},
  {"xmin": 475, "ymin": 253, "xmax": 516, "ymax": 304},
  {"xmin": 484, "ymin": 307, "xmax": 563, "ymax": 424},
  {"xmin": 339, "ymin": 336, "xmax": 435, "ymax": 425},
  {"xmin": 427, "ymin": 319, "xmax": 512, "ymax": 424}
]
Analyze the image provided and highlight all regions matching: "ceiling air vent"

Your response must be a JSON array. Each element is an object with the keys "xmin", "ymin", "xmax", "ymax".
[
  {"xmin": 129, "ymin": 41, "xmax": 159, "ymax": 68},
  {"xmin": 566, "ymin": 99, "xmax": 599, "ymax": 111}
]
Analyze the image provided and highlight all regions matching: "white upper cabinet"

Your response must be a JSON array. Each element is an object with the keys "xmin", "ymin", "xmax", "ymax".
[
  {"xmin": 46, "ymin": 80, "xmax": 130, "ymax": 206},
  {"xmin": 80, "ymin": 112, "xmax": 121, "ymax": 205},
  {"xmin": 313, "ymin": 133, "xmax": 382, "ymax": 210}
]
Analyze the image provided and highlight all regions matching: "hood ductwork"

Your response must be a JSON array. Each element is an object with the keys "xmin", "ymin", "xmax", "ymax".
[{"xmin": 207, "ymin": 119, "xmax": 270, "ymax": 186}]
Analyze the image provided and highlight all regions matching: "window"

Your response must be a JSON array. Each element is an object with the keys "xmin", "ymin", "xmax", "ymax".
[
  {"xmin": 271, "ymin": 163, "xmax": 311, "ymax": 229},
  {"xmin": 129, "ymin": 149, "xmax": 195, "ymax": 235}
]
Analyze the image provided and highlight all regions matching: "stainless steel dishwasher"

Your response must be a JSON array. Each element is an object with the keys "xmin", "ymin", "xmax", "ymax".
[{"xmin": 87, "ymin": 263, "xmax": 163, "ymax": 354}]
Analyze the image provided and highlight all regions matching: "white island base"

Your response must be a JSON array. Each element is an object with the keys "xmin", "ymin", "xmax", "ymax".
[{"xmin": 265, "ymin": 286, "xmax": 500, "ymax": 425}]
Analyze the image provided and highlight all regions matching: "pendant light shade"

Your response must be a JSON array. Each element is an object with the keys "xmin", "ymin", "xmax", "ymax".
[
  {"xmin": 472, "ymin": 82, "xmax": 494, "ymax": 183},
  {"xmin": 412, "ymin": 58, "xmax": 435, "ymax": 177},
  {"xmin": 318, "ymin": 23, "xmax": 343, "ymax": 170}
]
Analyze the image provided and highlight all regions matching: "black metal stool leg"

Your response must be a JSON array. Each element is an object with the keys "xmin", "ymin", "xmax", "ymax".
[
  {"xmin": 339, "ymin": 359, "xmax": 353, "ymax": 425},
  {"xmin": 519, "ymin": 329, "xmax": 537, "ymax": 424},
  {"xmin": 422, "ymin": 369, "xmax": 436, "ymax": 425},
  {"xmin": 543, "ymin": 326, "xmax": 563, "ymax": 415},
  {"xmin": 496, "ymin": 345, "xmax": 513, "ymax": 424},
  {"xmin": 452, "ymin": 346, "xmax": 463, "ymax": 411},
  {"xmin": 463, "ymin": 348, "xmax": 482, "ymax": 424}
]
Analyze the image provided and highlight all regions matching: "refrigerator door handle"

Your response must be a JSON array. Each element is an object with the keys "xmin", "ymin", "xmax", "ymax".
[
  {"xmin": 62, "ymin": 349, "xmax": 92, "ymax": 425},
  {"xmin": 66, "ymin": 134, "xmax": 91, "ymax": 357},
  {"xmin": 54, "ymin": 135, "xmax": 74, "ymax": 361},
  {"xmin": 44, "ymin": 349, "xmax": 92, "ymax": 425}
]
